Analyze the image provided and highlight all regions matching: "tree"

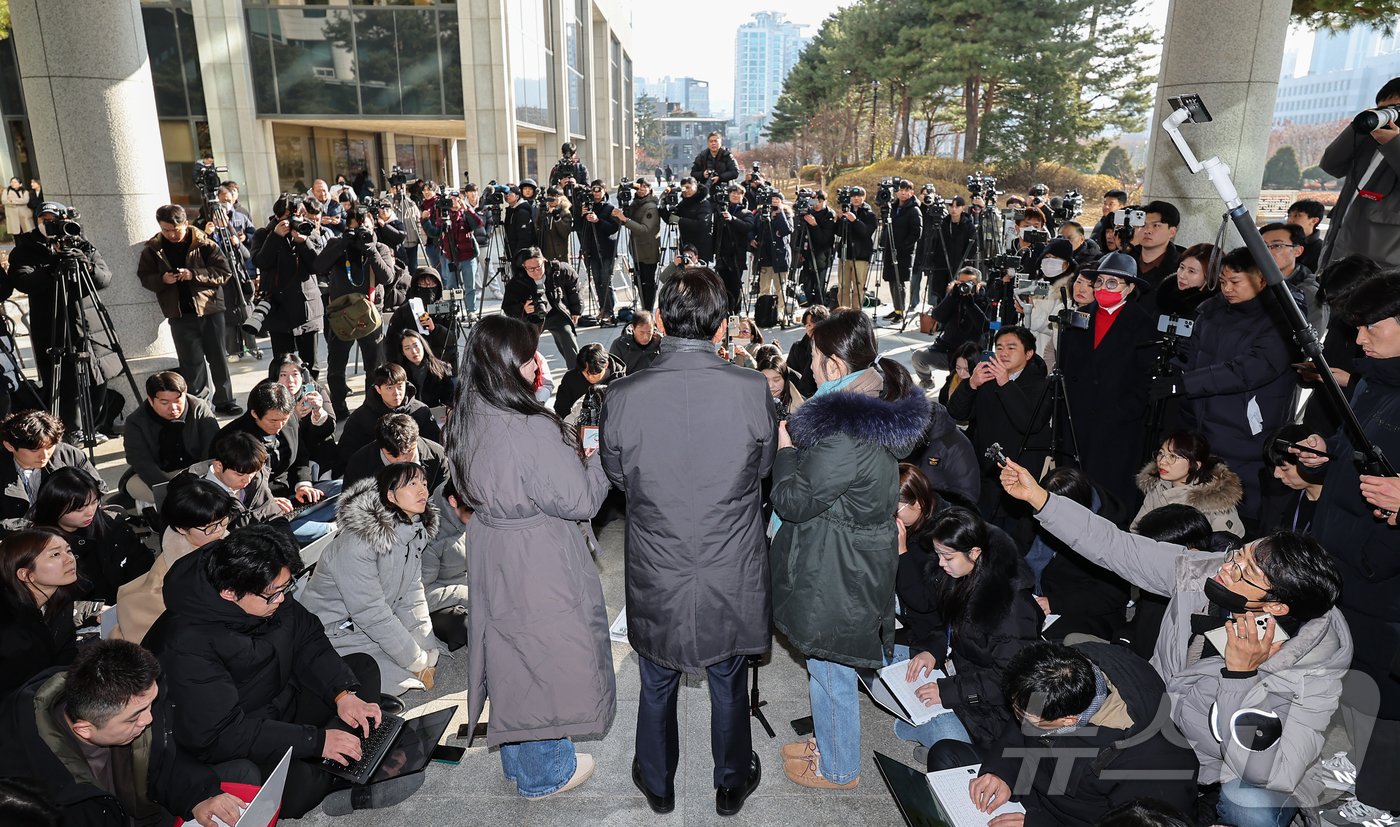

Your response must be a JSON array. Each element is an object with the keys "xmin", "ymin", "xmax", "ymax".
[
  {"xmin": 1099, "ymin": 145, "xmax": 1135, "ymax": 182},
  {"xmin": 634, "ymin": 93, "xmax": 664, "ymax": 168},
  {"xmin": 1269, "ymin": 118, "xmax": 1348, "ymax": 169},
  {"xmin": 1263, "ymin": 146, "xmax": 1303, "ymax": 189},
  {"xmin": 1291, "ymin": 1, "xmax": 1400, "ymax": 32}
]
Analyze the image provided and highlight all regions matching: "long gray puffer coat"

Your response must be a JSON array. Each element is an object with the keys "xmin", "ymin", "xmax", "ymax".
[
  {"xmin": 453, "ymin": 397, "xmax": 614, "ymax": 747},
  {"xmin": 299, "ymin": 476, "xmax": 441, "ymax": 691},
  {"xmin": 770, "ymin": 369, "xmax": 933, "ymax": 668}
]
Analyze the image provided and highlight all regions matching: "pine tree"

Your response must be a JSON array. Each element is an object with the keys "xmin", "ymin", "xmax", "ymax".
[
  {"xmin": 1263, "ymin": 146, "xmax": 1303, "ymax": 189},
  {"xmin": 1100, "ymin": 146, "xmax": 1134, "ymax": 182}
]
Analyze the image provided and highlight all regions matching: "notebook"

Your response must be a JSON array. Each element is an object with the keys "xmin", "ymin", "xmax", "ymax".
[
  {"xmin": 875, "ymin": 752, "xmax": 1026, "ymax": 827},
  {"xmin": 861, "ymin": 659, "xmax": 952, "ymax": 726}
]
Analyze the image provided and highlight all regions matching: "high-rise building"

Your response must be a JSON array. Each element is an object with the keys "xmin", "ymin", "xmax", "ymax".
[
  {"xmin": 733, "ymin": 11, "xmax": 805, "ymax": 149},
  {"xmin": 1272, "ymin": 23, "xmax": 1400, "ymax": 128},
  {"xmin": 636, "ymin": 75, "xmax": 711, "ymax": 116}
]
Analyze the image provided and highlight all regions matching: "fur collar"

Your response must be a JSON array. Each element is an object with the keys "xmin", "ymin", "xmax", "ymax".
[
  {"xmin": 1136, "ymin": 460, "xmax": 1243, "ymax": 513},
  {"xmin": 334, "ymin": 476, "xmax": 439, "ymax": 551},
  {"xmin": 787, "ymin": 384, "xmax": 931, "ymax": 455}
]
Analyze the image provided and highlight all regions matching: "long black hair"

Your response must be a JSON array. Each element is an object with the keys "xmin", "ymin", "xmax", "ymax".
[
  {"xmin": 449, "ymin": 315, "xmax": 578, "ymax": 507},
  {"xmin": 924, "ymin": 506, "xmax": 1015, "ymax": 632},
  {"xmin": 396, "ymin": 328, "xmax": 453, "ymax": 381},
  {"xmin": 29, "ymin": 467, "xmax": 113, "ymax": 539},
  {"xmin": 809, "ymin": 309, "xmax": 915, "ymax": 402}
]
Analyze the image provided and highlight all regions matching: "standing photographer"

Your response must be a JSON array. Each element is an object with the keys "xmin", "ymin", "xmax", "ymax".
[
  {"xmin": 502, "ymin": 247, "xmax": 583, "ymax": 370},
  {"xmin": 203, "ymin": 186, "xmax": 259, "ymax": 362},
  {"xmin": 536, "ymin": 185, "xmax": 575, "ymax": 265},
  {"xmin": 548, "ymin": 141, "xmax": 590, "ymax": 189},
  {"xmin": 315, "ymin": 208, "xmax": 396, "ymax": 418},
  {"xmin": 1319, "ymin": 77, "xmax": 1400, "ymax": 270},
  {"xmin": 137, "ymin": 204, "xmax": 240, "ymax": 416},
  {"xmin": 794, "ymin": 191, "xmax": 836, "ymax": 307},
  {"xmin": 386, "ymin": 174, "xmax": 423, "ymax": 271},
  {"xmin": 881, "ymin": 180, "xmax": 922, "ymax": 322},
  {"xmin": 424, "ymin": 189, "xmax": 485, "ymax": 314},
  {"xmin": 251, "ymin": 194, "xmax": 328, "ymax": 376},
  {"xmin": 503, "ymin": 180, "xmax": 539, "ymax": 260},
  {"xmin": 919, "ymin": 196, "xmax": 974, "ymax": 309},
  {"xmin": 690, "ymin": 132, "xmax": 739, "ymax": 190},
  {"xmin": 660, "ymin": 177, "xmax": 714, "ymax": 264},
  {"xmin": 751, "ymin": 191, "xmax": 793, "ymax": 321},
  {"xmin": 834, "ymin": 188, "xmax": 878, "ymax": 310},
  {"xmin": 714, "ymin": 185, "xmax": 755, "ymax": 314},
  {"xmin": 615, "ymin": 177, "xmax": 661, "ymax": 311},
  {"xmin": 579, "ymin": 181, "xmax": 621, "ymax": 325}
]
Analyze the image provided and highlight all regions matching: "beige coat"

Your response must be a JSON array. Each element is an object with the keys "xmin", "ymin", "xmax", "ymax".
[
  {"xmin": 2, "ymin": 186, "xmax": 33, "ymax": 235},
  {"xmin": 112, "ymin": 528, "xmax": 198, "ymax": 644}
]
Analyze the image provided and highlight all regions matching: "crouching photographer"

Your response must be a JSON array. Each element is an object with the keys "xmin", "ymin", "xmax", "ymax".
[
  {"xmin": 315, "ymin": 208, "xmax": 396, "ymax": 417},
  {"xmin": 503, "ymin": 246, "xmax": 583, "ymax": 369},
  {"xmin": 250, "ymin": 194, "xmax": 329, "ymax": 375},
  {"xmin": 911, "ymin": 267, "xmax": 991, "ymax": 389}
]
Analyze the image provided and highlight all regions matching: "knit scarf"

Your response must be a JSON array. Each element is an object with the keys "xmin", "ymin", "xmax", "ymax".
[{"xmin": 1040, "ymin": 663, "xmax": 1109, "ymax": 737}]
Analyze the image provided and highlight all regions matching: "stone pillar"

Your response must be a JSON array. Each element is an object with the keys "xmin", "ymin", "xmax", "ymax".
[
  {"xmin": 1143, "ymin": 0, "xmax": 1293, "ymax": 247},
  {"xmin": 9, "ymin": 0, "xmax": 175, "ymax": 367},
  {"xmin": 459, "ymin": 0, "xmax": 517, "ymax": 185},
  {"xmin": 590, "ymin": 15, "xmax": 614, "ymax": 184},
  {"xmin": 190, "ymin": 0, "xmax": 279, "ymax": 217}
]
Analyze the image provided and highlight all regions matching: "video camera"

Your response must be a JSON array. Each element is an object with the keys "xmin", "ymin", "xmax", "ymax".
[
  {"xmin": 1049, "ymin": 190, "xmax": 1083, "ymax": 222},
  {"xmin": 616, "ymin": 177, "xmax": 636, "ymax": 208},
  {"xmin": 875, "ymin": 176, "xmax": 899, "ymax": 209},
  {"xmin": 660, "ymin": 183, "xmax": 684, "ymax": 211},
  {"xmin": 793, "ymin": 187, "xmax": 817, "ymax": 215},
  {"xmin": 386, "ymin": 165, "xmax": 414, "ymax": 188},
  {"xmin": 42, "ymin": 205, "xmax": 86, "ymax": 248},
  {"xmin": 836, "ymin": 186, "xmax": 859, "ymax": 211},
  {"xmin": 193, "ymin": 159, "xmax": 227, "ymax": 199},
  {"xmin": 966, "ymin": 171, "xmax": 1000, "ymax": 203}
]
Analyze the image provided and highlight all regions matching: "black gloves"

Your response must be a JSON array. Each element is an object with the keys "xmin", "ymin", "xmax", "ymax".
[{"xmin": 1149, "ymin": 374, "xmax": 1184, "ymax": 401}]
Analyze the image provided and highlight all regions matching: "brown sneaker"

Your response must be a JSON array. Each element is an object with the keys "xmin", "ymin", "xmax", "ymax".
[
  {"xmin": 783, "ymin": 754, "xmax": 859, "ymax": 789},
  {"xmin": 781, "ymin": 738, "xmax": 817, "ymax": 761}
]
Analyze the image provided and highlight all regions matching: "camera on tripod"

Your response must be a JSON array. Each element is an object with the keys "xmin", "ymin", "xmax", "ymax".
[
  {"xmin": 193, "ymin": 160, "xmax": 227, "ymax": 199},
  {"xmin": 660, "ymin": 183, "xmax": 684, "ymax": 211},
  {"xmin": 1157, "ymin": 314, "xmax": 1195, "ymax": 338},
  {"xmin": 426, "ymin": 288, "xmax": 466, "ymax": 315},
  {"xmin": 1050, "ymin": 190, "xmax": 1083, "ymax": 222},
  {"xmin": 836, "ymin": 186, "xmax": 858, "ymax": 211},
  {"xmin": 1013, "ymin": 277, "xmax": 1051, "ymax": 300},
  {"xmin": 966, "ymin": 171, "xmax": 1000, "ymax": 202},
  {"xmin": 793, "ymin": 187, "xmax": 816, "ymax": 214},
  {"xmin": 387, "ymin": 165, "xmax": 414, "ymax": 188},
  {"xmin": 616, "ymin": 177, "xmax": 636, "ymax": 208},
  {"xmin": 875, "ymin": 177, "xmax": 898, "ymax": 209},
  {"xmin": 1050, "ymin": 305, "xmax": 1091, "ymax": 330}
]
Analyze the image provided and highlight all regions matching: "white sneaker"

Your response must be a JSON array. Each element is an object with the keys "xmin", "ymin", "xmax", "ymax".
[
  {"xmin": 1337, "ymin": 797, "xmax": 1398, "ymax": 826},
  {"xmin": 228, "ymin": 354, "xmax": 241, "ymax": 363},
  {"xmin": 529, "ymin": 753, "xmax": 594, "ymax": 799},
  {"xmin": 1322, "ymin": 752, "xmax": 1359, "ymax": 793}
]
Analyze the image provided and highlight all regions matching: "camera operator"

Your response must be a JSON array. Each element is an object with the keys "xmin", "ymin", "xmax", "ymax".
[
  {"xmin": 1056, "ymin": 220, "xmax": 1102, "ymax": 268},
  {"xmin": 548, "ymin": 141, "xmax": 590, "ymax": 189},
  {"xmin": 307, "ymin": 178, "xmax": 344, "ymax": 235},
  {"xmin": 579, "ymin": 180, "xmax": 622, "ymax": 324},
  {"xmin": 614, "ymin": 176, "xmax": 662, "ymax": 310},
  {"xmin": 880, "ymin": 180, "xmax": 922, "ymax": 321},
  {"xmin": 751, "ymin": 190, "xmax": 793, "ymax": 313},
  {"xmin": 911, "ymin": 267, "xmax": 991, "ymax": 389},
  {"xmin": 1007, "ymin": 205, "xmax": 1050, "ymax": 258},
  {"xmin": 502, "ymin": 180, "xmax": 539, "ymax": 260},
  {"xmin": 660, "ymin": 176, "xmax": 715, "ymax": 263},
  {"xmin": 251, "ymin": 194, "xmax": 328, "ymax": 375},
  {"xmin": 386, "ymin": 173, "xmax": 423, "ymax": 271},
  {"xmin": 369, "ymin": 198, "xmax": 407, "ymax": 252},
  {"xmin": 713, "ymin": 184, "xmax": 755, "ymax": 313},
  {"xmin": 1318, "ymin": 77, "xmax": 1400, "ymax": 270},
  {"xmin": 315, "ymin": 206, "xmax": 396, "ymax": 417},
  {"xmin": 537, "ymin": 185, "xmax": 575, "ymax": 265},
  {"xmin": 202, "ymin": 186, "xmax": 259, "ymax": 362},
  {"xmin": 795, "ymin": 190, "xmax": 837, "ymax": 307},
  {"xmin": 918, "ymin": 195, "xmax": 974, "ymax": 309},
  {"xmin": 423, "ymin": 188, "xmax": 485, "ymax": 313},
  {"xmin": 137, "ymin": 204, "xmax": 241, "ymax": 416},
  {"xmin": 689, "ymin": 131, "xmax": 739, "ymax": 190},
  {"xmin": 1129, "ymin": 200, "xmax": 1185, "ymax": 316},
  {"xmin": 834, "ymin": 187, "xmax": 878, "ymax": 310},
  {"xmin": 502, "ymin": 246, "xmax": 583, "ymax": 369},
  {"xmin": 1090, "ymin": 189, "xmax": 1127, "ymax": 252},
  {"xmin": 5, "ymin": 202, "xmax": 115, "ymax": 434},
  {"xmin": 742, "ymin": 170, "xmax": 766, "ymax": 212},
  {"xmin": 658, "ymin": 243, "xmax": 701, "ymax": 285}
]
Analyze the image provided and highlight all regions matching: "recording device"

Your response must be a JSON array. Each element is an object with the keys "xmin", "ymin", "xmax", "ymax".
[
  {"xmin": 966, "ymin": 171, "xmax": 1000, "ymax": 203},
  {"xmin": 578, "ymin": 386, "xmax": 603, "ymax": 451},
  {"xmin": 1352, "ymin": 105, "xmax": 1400, "ymax": 133},
  {"xmin": 992, "ymin": 253, "xmax": 1023, "ymax": 272},
  {"xmin": 752, "ymin": 161, "xmax": 761, "ymax": 175},
  {"xmin": 954, "ymin": 280, "xmax": 978, "ymax": 297},
  {"xmin": 1013, "ymin": 278, "xmax": 1050, "ymax": 299},
  {"xmin": 773, "ymin": 397, "xmax": 790, "ymax": 422},
  {"xmin": 242, "ymin": 298, "xmax": 274, "ymax": 335},
  {"xmin": 1157, "ymin": 314, "xmax": 1195, "ymax": 338},
  {"xmin": 793, "ymin": 187, "xmax": 817, "ymax": 214},
  {"xmin": 349, "ymin": 225, "xmax": 376, "ymax": 247},
  {"xmin": 660, "ymin": 183, "xmax": 684, "ymax": 211},
  {"xmin": 977, "ymin": 349, "xmax": 997, "ymax": 365},
  {"xmin": 836, "ymin": 186, "xmax": 858, "ymax": 211},
  {"xmin": 425, "ymin": 288, "xmax": 466, "ymax": 315},
  {"xmin": 41, "ymin": 207, "xmax": 84, "ymax": 242},
  {"xmin": 1113, "ymin": 207, "xmax": 1148, "ymax": 246},
  {"xmin": 1021, "ymin": 228, "xmax": 1051, "ymax": 245},
  {"xmin": 1272, "ymin": 438, "xmax": 1332, "ymax": 460},
  {"xmin": 616, "ymin": 177, "xmax": 636, "ymax": 208},
  {"xmin": 875, "ymin": 176, "xmax": 898, "ymax": 208},
  {"xmin": 1049, "ymin": 190, "xmax": 1083, "ymax": 221},
  {"xmin": 386, "ymin": 165, "xmax": 414, "ymax": 188},
  {"xmin": 193, "ymin": 159, "xmax": 227, "ymax": 198},
  {"xmin": 984, "ymin": 442, "xmax": 1009, "ymax": 468}
]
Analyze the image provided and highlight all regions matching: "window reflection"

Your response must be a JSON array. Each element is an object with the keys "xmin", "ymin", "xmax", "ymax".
[{"xmin": 508, "ymin": 0, "xmax": 554, "ymax": 129}]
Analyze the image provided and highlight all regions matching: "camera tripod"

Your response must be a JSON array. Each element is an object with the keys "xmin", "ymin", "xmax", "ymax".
[{"xmin": 1015, "ymin": 288, "xmax": 1084, "ymax": 470}]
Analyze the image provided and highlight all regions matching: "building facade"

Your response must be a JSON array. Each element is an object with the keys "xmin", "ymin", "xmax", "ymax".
[
  {"xmin": 0, "ymin": 0, "xmax": 635, "ymax": 218},
  {"xmin": 732, "ymin": 11, "xmax": 805, "ymax": 150},
  {"xmin": 638, "ymin": 76, "xmax": 712, "ymax": 118},
  {"xmin": 1272, "ymin": 23, "xmax": 1400, "ymax": 127},
  {"xmin": 658, "ymin": 115, "xmax": 730, "ymax": 178}
]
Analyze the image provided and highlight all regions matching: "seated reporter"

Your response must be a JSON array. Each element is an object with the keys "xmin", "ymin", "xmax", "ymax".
[
  {"xmin": 268, "ymin": 354, "xmax": 336, "ymax": 477},
  {"xmin": 754, "ymin": 345, "xmax": 805, "ymax": 418},
  {"xmin": 0, "ymin": 410, "xmax": 104, "ymax": 525},
  {"xmin": 999, "ymin": 458, "xmax": 1350, "ymax": 826},
  {"xmin": 1132, "ymin": 430, "xmax": 1245, "ymax": 537},
  {"xmin": 337, "ymin": 362, "xmax": 442, "ymax": 475},
  {"xmin": 392, "ymin": 329, "xmax": 455, "ymax": 410},
  {"xmin": 121, "ymin": 371, "xmax": 219, "ymax": 505},
  {"xmin": 385, "ymin": 266, "xmax": 456, "ymax": 367},
  {"xmin": 422, "ymin": 480, "xmax": 471, "ymax": 652},
  {"xmin": 0, "ymin": 640, "xmax": 248, "ymax": 827},
  {"xmin": 177, "ymin": 431, "xmax": 288, "ymax": 529},
  {"xmin": 154, "ymin": 525, "xmax": 384, "ymax": 819},
  {"xmin": 0, "ymin": 529, "xmax": 79, "ymax": 697},
  {"xmin": 343, "ymin": 413, "xmax": 447, "ymax": 491},
  {"xmin": 607, "ymin": 309, "xmax": 662, "ymax": 375},
  {"xmin": 28, "ymin": 467, "xmax": 153, "ymax": 605},
  {"xmin": 929, "ymin": 641, "xmax": 1198, "ymax": 825},
  {"xmin": 554, "ymin": 342, "xmax": 625, "ymax": 420},
  {"xmin": 113, "ymin": 479, "xmax": 232, "ymax": 645},
  {"xmin": 894, "ymin": 506, "xmax": 1042, "ymax": 751}
]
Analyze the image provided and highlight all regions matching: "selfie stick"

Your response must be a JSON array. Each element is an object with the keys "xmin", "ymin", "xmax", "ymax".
[{"xmin": 1161, "ymin": 94, "xmax": 1394, "ymax": 478}]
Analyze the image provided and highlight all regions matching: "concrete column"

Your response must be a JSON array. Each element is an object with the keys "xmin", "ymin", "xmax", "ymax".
[
  {"xmin": 590, "ymin": 15, "xmax": 614, "ymax": 183},
  {"xmin": 549, "ymin": 0, "xmax": 571, "ymax": 159},
  {"xmin": 1143, "ymin": 0, "xmax": 1293, "ymax": 247},
  {"xmin": 10, "ymin": 0, "xmax": 175, "ymax": 365},
  {"xmin": 191, "ymin": 0, "xmax": 278, "ymax": 217},
  {"xmin": 459, "ymin": 0, "xmax": 517, "ymax": 184}
]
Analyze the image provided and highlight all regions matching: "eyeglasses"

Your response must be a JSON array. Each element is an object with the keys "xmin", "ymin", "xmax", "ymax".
[
  {"xmin": 523, "ymin": 262, "xmax": 544, "ymax": 273},
  {"xmin": 1222, "ymin": 547, "xmax": 1271, "ymax": 594},
  {"xmin": 258, "ymin": 579, "xmax": 298, "ymax": 605},
  {"xmin": 1155, "ymin": 450, "xmax": 1184, "ymax": 463},
  {"xmin": 1092, "ymin": 277, "xmax": 1127, "ymax": 290},
  {"xmin": 195, "ymin": 518, "xmax": 230, "ymax": 536},
  {"xmin": 1264, "ymin": 242, "xmax": 1298, "ymax": 251}
]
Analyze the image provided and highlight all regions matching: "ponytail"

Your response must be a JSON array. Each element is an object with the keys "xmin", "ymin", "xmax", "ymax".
[{"xmin": 876, "ymin": 356, "xmax": 914, "ymax": 403}]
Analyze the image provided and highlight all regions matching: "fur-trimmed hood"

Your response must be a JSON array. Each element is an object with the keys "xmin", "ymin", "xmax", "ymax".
[
  {"xmin": 1135, "ymin": 459, "xmax": 1243, "ymax": 513},
  {"xmin": 335, "ymin": 476, "xmax": 439, "ymax": 551},
  {"xmin": 787, "ymin": 376, "xmax": 931, "ymax": 455}
]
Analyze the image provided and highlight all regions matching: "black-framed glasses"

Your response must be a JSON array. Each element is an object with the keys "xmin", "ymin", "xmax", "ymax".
[
  {"xmin": 1222, "ymin": 547, "xmax": 1271, "ymax": 594},
  {"xmin": 258, "ymin": 579, "xmax": 298, "ymax": 605}
]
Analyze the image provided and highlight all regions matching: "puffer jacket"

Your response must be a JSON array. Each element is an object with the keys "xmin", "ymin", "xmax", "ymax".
[
  {"xmin": 770, "ymin": 370, "xmax": 932, "ymax": 668},
  {"xmin": 299, "ymin": 477, "xmax": 441, "ymax": 691},
  {"xmin": 421, "ymin": 488, "xmax": 467, "ymax": 612},
  {"xmin": 136, "ymin": 227, "xmax": 231, "ymax": 319},
  {"xmin": 1131, "ymin": 459, "xmax": 1245, "ymax": 537}
]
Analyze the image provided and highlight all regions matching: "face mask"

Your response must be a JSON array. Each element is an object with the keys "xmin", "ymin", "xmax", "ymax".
[
  {"xmin": 1094, "ymin": 288, "xmax": 1124, "ymax": 308},
  {"xmin": 1204, "ymin": 576, "xmax": 1254, "ymax": 615},
  {"xmin": 1041, "ymin": 259, "xmax": 1066, "ymax": 278}
]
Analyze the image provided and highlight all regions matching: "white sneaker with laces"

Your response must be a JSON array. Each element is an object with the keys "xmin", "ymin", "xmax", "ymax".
[
  {"xmin": 1337, "ymin": 796, "xmax": 1398, "ymax": 826},
  {"xmin": 1322, "ymin": 752, "xmax": 1359, "ymax": 793}
]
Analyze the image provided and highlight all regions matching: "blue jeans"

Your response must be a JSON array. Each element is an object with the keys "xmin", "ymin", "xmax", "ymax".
[
  {"xmin": 290, "ymin": 479, "xmax": 343, "ymax": 544},
  {"xmin": 500, "ymin": 738, "xmax": 576, "ymax": 798},
  {"xmin": 885, "ymin": 644, "xmax": 973, "ymax": 748},
  {"xmin": 1217, "ymin": 779, "xmax": 1297, "ymax": 827},
  {"xmin": 807, "ymin": 657, "xmax": 861, "ymax": 784},
  {"xmin": 443, "ymin": 259, "xmax": 477, "ymax": 312}
]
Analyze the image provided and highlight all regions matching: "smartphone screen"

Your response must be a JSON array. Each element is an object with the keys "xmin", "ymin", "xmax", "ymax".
[{"xmin": 579, "ymin": 425, "xmax": 599, "ymax": 452}]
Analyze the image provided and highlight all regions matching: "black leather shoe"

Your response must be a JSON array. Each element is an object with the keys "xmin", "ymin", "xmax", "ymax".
[
  {"xmin": 632, "ymin": 758, "xmax": 674, "ymax": 814},
  {"xmin": 378, "ymin": 694, "xmax": 406, "ymax": 715},
  {"xmin": 716, "ymin": 751, "xmax": 761, "ymax": 816}
]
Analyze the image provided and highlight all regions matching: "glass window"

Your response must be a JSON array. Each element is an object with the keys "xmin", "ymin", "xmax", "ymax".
[
  {"xmin": 508, "ymin": 0, "xmax": 554, "ymax": 128},
  {"xmin": 566, "ymin": 0, "xmax": 586, "ymax": 136},
  {"xmin": 610, "ymin": 37, "xmax": 621, "ymax": 144},
  {"xmin": 143, "ymin": 6, "xmax": 206, "ymax": 118},
  {"xmin": 0, "ymin": 29, "xmax": 26, "ymax": 115}
]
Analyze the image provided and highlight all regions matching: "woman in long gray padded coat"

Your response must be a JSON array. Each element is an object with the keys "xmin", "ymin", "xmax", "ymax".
[
  {"xmin": 299, "ymin": 464, "xmax": 441, "ymax": 693},
  {"xmin": 450, "ymin": 315, "xmax": 613, "ymax": 799}
]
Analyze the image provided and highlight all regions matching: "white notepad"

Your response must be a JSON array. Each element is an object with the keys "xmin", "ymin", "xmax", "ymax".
[
  {"xmin": 927, "ymin": 764, "xmax": 1026, "ymax": 827},
  {"xmin": 862, "ymin": 659, "xmax": 952, "ymax": 726}
]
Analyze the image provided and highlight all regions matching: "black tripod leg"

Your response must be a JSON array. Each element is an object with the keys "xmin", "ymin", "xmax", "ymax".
[{"xmin": 748, "ymin": 655, "xmax": 775, "ymax": 739}]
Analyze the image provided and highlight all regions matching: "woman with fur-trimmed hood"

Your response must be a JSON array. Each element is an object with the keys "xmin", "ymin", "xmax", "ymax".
[
  {"xmin": 299, "ymin": 463, "xmax": 443, "ymax": 693},
  {"xmin": 1132, "ymin": 430, "xmax": 1245, "ymax": 537},
  {"xmin": 769, "ymin": 309, "xmax": 932, "ymax": 790}
]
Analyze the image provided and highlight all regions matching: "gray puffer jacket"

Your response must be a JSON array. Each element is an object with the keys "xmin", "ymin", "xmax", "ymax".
[
  {"xmin": 1034, "ymin": 494, "xmax": 1352, "ymax": 799},
  {"xmin": 421, "ymin": 488, "xmax": 467, "ymax": 612},
  {"xmin": 299, "ymin": 477, "xmax": 442, "ymax": 690}
]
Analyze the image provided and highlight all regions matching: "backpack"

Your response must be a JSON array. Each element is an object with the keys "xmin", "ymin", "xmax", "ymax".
[{"xmin": 754, "ymin": 294, "xmax": 778, "ymax": 329}]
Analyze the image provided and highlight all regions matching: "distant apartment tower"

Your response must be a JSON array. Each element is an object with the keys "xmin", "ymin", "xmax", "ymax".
[
  {"xmin": 1272, "ymin": 23, "xmax": 1400, "ymax": 127},
  {"xmin": 733, "ymin": 11, "xmax": 805, "ymax": 149},
  {"xmin": 638, "ymin": 75, "xmax": 711, "ymax": 116}
]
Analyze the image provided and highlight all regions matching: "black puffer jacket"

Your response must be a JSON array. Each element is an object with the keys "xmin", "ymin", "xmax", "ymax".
[
  {"xmin": 946, "ymin": 353, "xmax": 1052, "ymax": 476},
  {"xmin": 663, "ymin": 186, "xmax": 715, "ymax": 261},
  {"xmin": 910, "ymin": 402, "xmax": 981, "ymax": 506},
  {"xmin": 154, "ymin": 544, "xmax": 361, "ymax": 765},
  {"xmin": 608, "ymin": 328, "xmax": 662, "ymax": 375},
  {"xmin": 0, "ymin": 590, "xmax": 75, "ymax": 697},
  {"xmin": 336, "ymin": 382, "xmax": 443, "ymax": 474},
  {"xmin": 252, "ymin": 222, "xmax": 328, "ymax": 335},
  {"xmin": 770, "ymin": 372, "xmax": 932, "ymax": 668}
]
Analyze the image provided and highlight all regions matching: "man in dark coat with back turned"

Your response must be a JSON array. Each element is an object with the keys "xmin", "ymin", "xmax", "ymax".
[{"xmin": 599, "ymin": 267, "xmax": 776, "ymax": 818}]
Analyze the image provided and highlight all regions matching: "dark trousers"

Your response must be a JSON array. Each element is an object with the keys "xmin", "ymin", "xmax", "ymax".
[
  {"xmin": 1341, "ymin": 604, "xmax": 1400, "ymax": 810},
  {"xmin": 325, "ymin": 329, "xmax": 384, "ymax": 414},
  {"xmin": 927, "ymin": 738, "xmax": 982, "ymax": 772},
  {"xmin": 395, "ymin": 244, "xmax": 420, "ymax": 273},
  {"xmin": 635, "ymin": 261, "xmax": 658, "ymax": 311},
  {"xmin": 269, "ymin": 330, "xmax": 321, "ymax": 379},
  {"xmin": 717, "ymin": 264, "xmax": 743, "ymax": 314},
  {"xmin": 586, "ymin": 257, "xmax": 616, "ymax": 318},
  {"xmin": 169, "ymin": 312, "xmax": 235, "ymax": 406},
  {"xmin": 636, "ymin": 653, "xmax": 749, "ymax": 794},
  {"xmin": 214, "ymin": 652, "xmax": 380, "ymax": 819},
  {"xmin": 545, "ymin": 324, "xmax": 580, "ymax": 371}
]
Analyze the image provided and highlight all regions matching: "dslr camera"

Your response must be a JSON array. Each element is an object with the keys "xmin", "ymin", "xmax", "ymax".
[{"xmin": 242, "ymin": 298, "xmax": 275, "ymax": 335}]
